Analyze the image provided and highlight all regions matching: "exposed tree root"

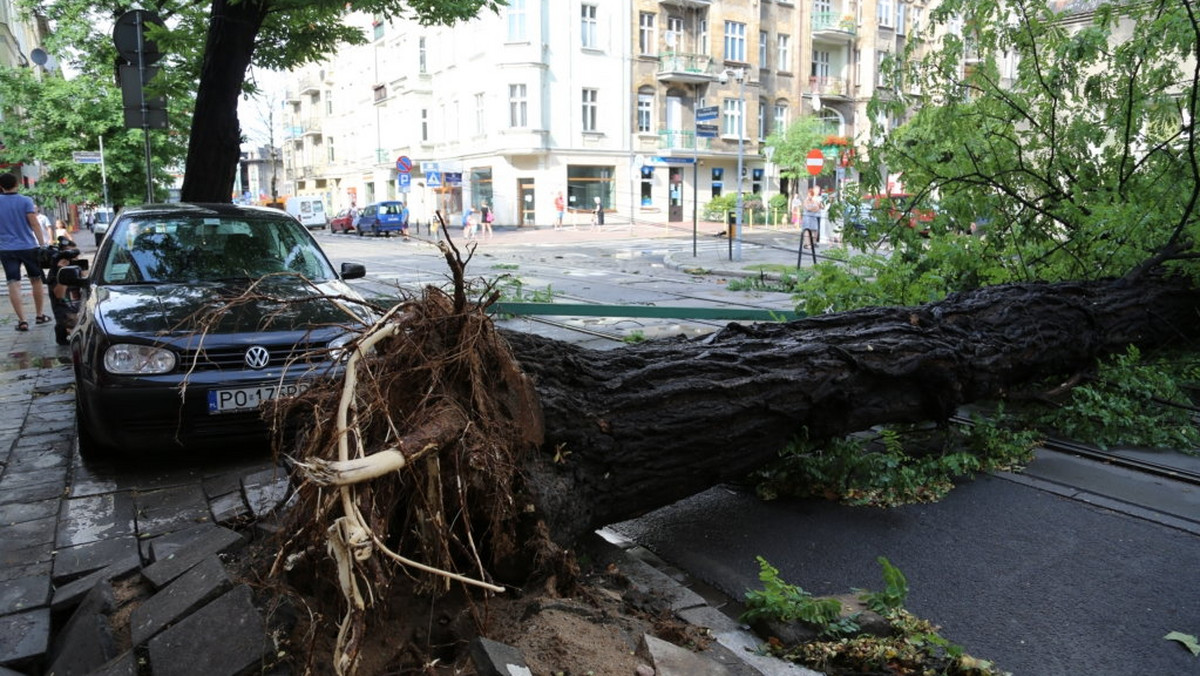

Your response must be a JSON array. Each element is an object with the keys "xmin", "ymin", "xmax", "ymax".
[{"xmin": 267, "ymin": 233, "xmax": 559, "ymax": 674}]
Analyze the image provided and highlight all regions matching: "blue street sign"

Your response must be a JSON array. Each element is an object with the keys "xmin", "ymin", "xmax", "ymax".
[
  {"xmin": 426, "ymin": 170, "xmax": 441, "ymax": 188},
  {"xmin": 696, "ymin": 105, "xmax": 720, "ymax": 122},
  {"xmin": 651, "ymin": 156, "xmax": 697, "ymax": 165},
  {"xmin": 696, "ymin": 123, "xmax": 719, "ymax": 138},
  {"xmin": 397, "ymin": 173, "xmax": 411, "ymax": 192},
  {"xmin": 396, "ymin": 155, "xmax": 412, "ymax": 173}
]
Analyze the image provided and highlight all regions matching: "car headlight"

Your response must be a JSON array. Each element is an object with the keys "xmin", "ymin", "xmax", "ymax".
[
  {"xmin": 327, "ymin": 333, "xmax": 358, "ymax": 364},
  {"xmin": 103, "ymin": 343, "xmax": 178, "ymax": 375}
]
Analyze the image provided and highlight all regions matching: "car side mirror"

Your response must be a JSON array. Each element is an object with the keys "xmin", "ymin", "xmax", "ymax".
[
  {"xmin": 57, "ymin": 265, "xmax": 88, "ymax": 288},
  {"xmin": 340, "ymin": 262, "xmax": 366, "ymax": 280}
]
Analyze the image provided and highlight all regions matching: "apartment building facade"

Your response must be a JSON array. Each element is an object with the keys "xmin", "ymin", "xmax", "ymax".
[{"xmin": 278, "ymin": 0, "xmax": 929, "ymax": 226}]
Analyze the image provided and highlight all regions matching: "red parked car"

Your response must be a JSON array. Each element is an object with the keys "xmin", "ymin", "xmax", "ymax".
[{"xmin": 329, "ymin": 209, "xmax": 356, "ymax": 233}]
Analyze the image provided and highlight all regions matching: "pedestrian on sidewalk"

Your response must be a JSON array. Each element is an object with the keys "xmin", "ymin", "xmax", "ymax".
[
  {"xmin": 554, "ymin": 192, "xmax": 565, "ymax": 230},
  {"xmin": 0, "ymin": 172, "xmax": 48, "ymax": 332},
  {"xmin": 591, "ymin": 196, "xmax": 604, "ymax": 230},
  {"xmin": 479, "ymin": 201, "xmax": 494, "ymax": 240}
]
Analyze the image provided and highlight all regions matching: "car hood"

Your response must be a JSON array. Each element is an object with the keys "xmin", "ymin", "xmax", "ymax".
[{"xmin": 92, "ymin": 276, "xmax": 371, "ymax": 340}]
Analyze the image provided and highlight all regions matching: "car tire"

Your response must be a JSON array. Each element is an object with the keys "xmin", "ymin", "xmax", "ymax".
[
  {"xmin": 75, "ymin": 392, "xmax": 114, "ymax": 461},
  {"xmin": 357, "ymin": 226, "xmax": 364, "ymax": 237}
]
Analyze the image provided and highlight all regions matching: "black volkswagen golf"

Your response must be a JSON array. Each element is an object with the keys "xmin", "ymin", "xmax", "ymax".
[{"xmin": 58, "ymin": 203, "xmax": 374, "ymax": 458}]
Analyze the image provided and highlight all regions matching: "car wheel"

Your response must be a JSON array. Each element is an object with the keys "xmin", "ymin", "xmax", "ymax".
[
  {"xmin": 357, "ymin": 226, "xmax": 364, "ymax": 237},
  {"xmin": 75, "ymin": 392, "xmax": 114, "ymax": 461}
]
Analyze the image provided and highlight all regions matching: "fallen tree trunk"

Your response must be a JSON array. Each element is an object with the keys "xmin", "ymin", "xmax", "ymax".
[{"xmin": 508, "ymin": 273, "xmax": 1200, "ymax": 544}]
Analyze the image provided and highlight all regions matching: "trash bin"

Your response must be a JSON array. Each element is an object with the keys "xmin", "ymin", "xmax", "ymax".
[{"xmin": 726, "ymin": 210, "xmax": 737, "ymax": 237}]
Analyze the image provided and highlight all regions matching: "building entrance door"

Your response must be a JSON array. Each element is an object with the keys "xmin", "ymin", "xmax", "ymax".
[
  {"xmin": 518, "ymin": 179, "xmax": 535, "ymax": 226},
  {"xmin": 668, "ymin": 167, "xmax": 683, "ymax": 222}
]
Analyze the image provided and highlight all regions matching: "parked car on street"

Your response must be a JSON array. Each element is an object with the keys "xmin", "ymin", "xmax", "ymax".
[
  {"xmin": 91, "ymin": 207, "xmax": 115, "ymax": 247},
  {"xmin": 329, "ymin": 209, "xmax": 356, "ymax": 233},
  {"xmin": 57, "ymin": 203, "xmax": 373, "ymax": 458},
  {"xmin": 356, "ymin": 201, "xmax": 407, "ymax": 237},
  {"xmin": 285, "ymin": 196, "xmax": 328, "ymax": 230}
]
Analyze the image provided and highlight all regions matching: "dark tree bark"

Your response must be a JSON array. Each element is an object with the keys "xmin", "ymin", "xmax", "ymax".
[
  {"xmin": 506, "ymin": 274, "xmax": 1200, "ymax": 545},
  {"xmin": 180, "ymin": 0, "xmax": 269, "ymax": 203}
]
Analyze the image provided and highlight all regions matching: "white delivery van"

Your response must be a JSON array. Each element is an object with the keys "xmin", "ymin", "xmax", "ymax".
[
  {"xmin": 285, "ymin": 196, "xmax": 328, "ymax": 229},
  {"xmin": 92, "ymin": 207, "xmax": 115, "ymax": 247}
]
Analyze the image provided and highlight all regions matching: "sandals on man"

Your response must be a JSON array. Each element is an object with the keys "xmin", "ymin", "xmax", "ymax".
[
  {"xmin": 35, "ymin": 314, "xmax": 51, "ymax": 324},
  {"xmin": 15, "ymin": 321, "xmax": 28, "ymax": 332}
]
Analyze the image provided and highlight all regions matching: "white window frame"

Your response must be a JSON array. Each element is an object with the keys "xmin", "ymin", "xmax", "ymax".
[
  {"xmin": 418, "ymin": 37, "xmax": 427, "ymax": 73},
  {"xmin": 699, "ymin": 19, "xmax": 708, "ymax": 53},
  {"xmin": 474, "ymin": 92, "xmax": 486, "ymax": 135},
  {"xmin": 777, "ymin": 34, "xmax": 791, "ymax": 71},
  {"xmin": 581, "ymin": 4, "xmax": 598, "ymax": 49},
  {"xmin": 509, "ymin": 84, "xmax": 527, "ymax": 127},
  {"xmin": 507, "ymin": 0, "xmax": 527, "ymax": 42},
  {"xmin": 758, "ymin": 100, "xmax": 766, "ymax": 141},
  {"xmin": 812, "ymin": 49, "xmax": 831, "ymax": 78},
  {"xmin": 724, "ymin": 21, "xmax": 746, "ymax": 62},
  {"xmin": 896, "ymin": 2, "xmax": 908, "ymax": 35},
  {"xmin": 774, "ymin": 103, "xmax": 788, "ymax": 134},
  {"xmin": 582, "ymin": 88, "xmax": 598, "ymax": 132},
  {"xmin": 722, "ymin": 97, "xmax": 743, "ymax": 138},
  {"xmin": 637, "ymin": 92, "xmax": 654, "ymax": 133},
  {"xmin": 878, "ymin": 0, "xmax": 894, "ymax": 28},
  {"xmin": 420, "ymin": 109, "xmax": 429, "ymax": 142},
  {"xmin": 759, "ymin": 30, "xmax": 768, "ymax": 69},
  {"xmin": 639, "ymin": 12, "xmax": 656, "ymax": 55}
]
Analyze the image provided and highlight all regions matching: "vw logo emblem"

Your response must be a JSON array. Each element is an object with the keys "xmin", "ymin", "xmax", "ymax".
[{"xmin": 244, "ymin": 345, "xmax": 271, "ymax": 370}]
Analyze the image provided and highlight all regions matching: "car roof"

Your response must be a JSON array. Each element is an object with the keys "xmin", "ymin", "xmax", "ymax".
[{"xmin": 115, "ymin": 203, "xmax": 293, "ymax": 219}]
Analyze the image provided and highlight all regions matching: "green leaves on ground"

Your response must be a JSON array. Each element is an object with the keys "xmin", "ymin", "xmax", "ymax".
[{"xmin": 1165, "ymin": 631, "xmax": 1200, "ymax": 657}]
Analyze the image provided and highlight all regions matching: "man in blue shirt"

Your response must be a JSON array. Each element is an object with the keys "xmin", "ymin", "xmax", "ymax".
[
  {"xmin": 399, "ymin": 202, "xmax": 410, "ymax": 240},
  {"xmin": 0, "ymin": 172, "xmax": 47, "ymax": 332}
]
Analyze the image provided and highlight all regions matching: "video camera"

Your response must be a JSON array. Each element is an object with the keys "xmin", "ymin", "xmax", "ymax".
[{"xmin": 38, "ymin": 235, "xmax": 87, "ymax": 270}]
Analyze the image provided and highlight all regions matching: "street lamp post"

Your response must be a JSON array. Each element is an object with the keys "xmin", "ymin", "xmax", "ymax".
[{"xmin": 725, "ymin": 68, "xmax": 747, "ymax": 261}]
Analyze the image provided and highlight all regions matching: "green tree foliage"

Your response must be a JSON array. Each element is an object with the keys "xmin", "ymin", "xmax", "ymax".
[
  {"xmin": 22, "ymin": 0, "xmax": 504, "ymax": 203},
  {"xmin": 819, "ymin": 0, "xmax": 1200, "ymax": 315},
  {"xmin": 0, "ymin": 67, "xmax": 184, "ymax": 208},
  {"xmin": 765, "ymin": 116, "xmax": 836, "ymax": 182}
]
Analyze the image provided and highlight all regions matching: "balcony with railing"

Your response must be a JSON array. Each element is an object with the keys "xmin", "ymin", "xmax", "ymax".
[
  {"xmin": 809, "ymin": 76, "xmax": 851, "ymax": 99},
  {"xmin": 302, "ymin": 117, "xmax": 323, "ymax": 137},
  {"xmin": 657, "ymin": 130, "xmax": 712, "ymax": 152},
  {"xmin": 657, "ymin": 52, "xmax": 718, "ymax": 84},
  {"xmin": 812, "ymin": 12, "xmax": 857, "ymax": 41},
  {"xmin": 657, "ymin": 0, "xmax": 712, "ymax": 8}
]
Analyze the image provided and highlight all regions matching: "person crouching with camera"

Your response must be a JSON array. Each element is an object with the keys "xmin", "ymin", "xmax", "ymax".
[{"xmin": 0, "ymin": 172, "xmax": 47, "ymax": 332}]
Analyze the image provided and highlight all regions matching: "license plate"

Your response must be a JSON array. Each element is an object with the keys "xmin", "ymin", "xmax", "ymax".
[{"xmin": 207, "ymin": 382, "xmax": 310, "ymax": 414}]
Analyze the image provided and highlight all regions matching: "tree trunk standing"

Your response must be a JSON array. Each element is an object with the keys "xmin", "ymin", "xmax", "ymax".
[
  {"xmin": 180, "ymin": 0, "xmax": 268, "ymax": 203},
  {"xmin": 506, "ymin": 275, "xmax": 1200, "ymax": 545}
]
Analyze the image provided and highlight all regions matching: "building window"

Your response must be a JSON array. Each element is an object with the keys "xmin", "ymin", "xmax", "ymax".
[
  {"xmin": 581, "ymin": 4, "xmax": 598, "ymax": 48},
  {"xmin": 372, "ymin": 84, "xmax": 387, "ymax": 102},
  {"xmin": 711, "ymin": 167, "xmax": 724, "ymax": 198},
  {"xmin": 640, "ymin": 166, "xmax": 654, "ymax": 206},
  {"xmin": 666, "ymin": 15, "xmax": 682, "ymax": 51},
  {"xmin": 876, "ymin": 51, "xmax": 889, "ymax": 87},
  {"xmin": 327, "ymin": 136, "xmax": 335, "ymax": 163},
  {"xmin": 878, "ymin": 0, "xmax": 894, "ymax": 28},
  {"xmin": 758, "ymin": 100, "xmax": 766, "ymax": 141},
  {"xmin": 896, "ymin": 2, "xmax": 908, "ymax": 34},
  {"xmin": 722, "ymin": 97, "xmax": 743, "ymax": 137},
  {"xmin": 758, "ymin": 31, "xmax": 767, "ymax": 69},
  {"xmin": 475, "ymin": 93, "xmax": 486, "ymax": 135},
  {"xmin": 639, "ymin": 12, "xmax": 656, "ymax": 55},
  {"xmin": 723, "ymin": 21, "xmax": 746, "ymax": 62},
  {"xmin": 774, "ymin": 102, "xmax": 788, "ymax": 132},
  {"xmin": 470, "ymin": 168, "xmax": 494, "ymax": 211},
  {"xmin": 567, "ymin": 165, "xmax": 614, "ymax": 212},
  {"xmin": 420, "ymin": 108, "xmax": 429, "ymax": 142},
  {"xmin": 418, "ymin": 37, "xmax": 427, "ymax": 73},
  {"xmin": 325, "ymin": 90, "xmax": 333, "ymax": 115},
  {"xmin": 372, "ymin": 15, "xmax": 384, "ymax": 40},
  {"xmin": 813, "ymin": 49, "xmax": 831, "ymax": 78},
  {"xmin": 582, "ymin": 88, "xmax": 598, "ymax": 132},
  {"xmin": 699, "ymin": 19, "xmax": 708, "ymax": 53},
  {"xmin": 637, "ymin": 90, "xmax": 653, "ymax": 133},
  {"xmin": 508, "ymin": 84, "xmax": 527, "ymax": 127},
  {"xmin": 777, "ymin": 34, "xmax": 791, "ymax": 71},
  {"xmin": 507, "ymin": 0, "xmax": 527, "ymax": 41}
]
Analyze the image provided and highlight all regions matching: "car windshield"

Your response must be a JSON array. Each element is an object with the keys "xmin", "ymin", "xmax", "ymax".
[{"xmin": 98, "ymin": 214, "xmax": 338, "ymax": 284}]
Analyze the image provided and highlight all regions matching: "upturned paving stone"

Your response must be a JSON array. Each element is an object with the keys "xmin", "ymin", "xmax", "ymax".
[
  {"xmin": 146, "ymin": 584, "xmax": 269, "ymax": 676},
  {"xmin": 47, "ymin": 581, "xmax": 119, "ymax": 676},
  {"xmin": 142, "ymin": 524, "xmax": 244, "ymax": 589},
  {"xmin": 0, "ymin": 574, "xmax": 50, "ymax": 616},
  {"xmin": 52, "ymin": 535, "xmax": 141, "ymax": 585},
  {"xmin": 55, "ymin": 492, "xmax": 136, "ymax": 549},
  {"xmin": 207, "ymin": 491, "xmax": 249, "ymax": 525},
  {"xmin": 133, "ymin": 485, "xmax": 212, "ymax": 538},
  {"xmin": 87, "ymin": 651, "xmax": 137, "ymax": 676},
  {"xmin": 640, "ymin": 634, "xmax": 732, "ymax": 676},
  {"xmin": 0, "ymin": 608, "xmax": 50, "ymax": 668},
  {"xmin": 130, "ymin": 556, "xmax": 231, "ymax": 646},
  {"xmin": 50, "ymin": 555, "xmax": 141, "ymax": 612},
  {"xmin": 241, "ymin": 467, "xmax": 290, "ymax": 518},
  {"xmin": 469, "ymin": 637, "xmax": 532, "ymax": 676}
]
